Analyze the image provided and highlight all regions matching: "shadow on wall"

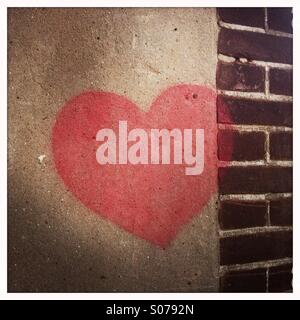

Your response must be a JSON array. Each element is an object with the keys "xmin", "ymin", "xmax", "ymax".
[{"xmin": 8, "ymin": 171, "xmax": 219, "ymax": 292}]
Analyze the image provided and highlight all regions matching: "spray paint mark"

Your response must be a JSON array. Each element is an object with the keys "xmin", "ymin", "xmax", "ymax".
[{"xmin": 52, "ymin": 84, "xmax": 233, "ymax": 247}]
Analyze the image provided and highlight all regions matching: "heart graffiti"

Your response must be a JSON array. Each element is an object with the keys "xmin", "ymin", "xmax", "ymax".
[{"xmin": 52, "ymin": 84, "xmax": 232, "ymax": 247}]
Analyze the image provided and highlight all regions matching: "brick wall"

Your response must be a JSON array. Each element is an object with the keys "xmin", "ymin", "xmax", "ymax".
[{"xmin": 216, "ymin": 8, "xmax": 293, "ymax": 293}]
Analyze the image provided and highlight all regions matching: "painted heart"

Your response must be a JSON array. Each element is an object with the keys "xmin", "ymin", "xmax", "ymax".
[{"xmin": 52, "ymin": 84, "xmax": 231, "ymax": 247}]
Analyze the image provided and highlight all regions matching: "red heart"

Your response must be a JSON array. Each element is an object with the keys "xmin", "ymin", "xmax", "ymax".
[{"xmin": 52, "ymin": 84, "xmax": 228, "ymax": 247}]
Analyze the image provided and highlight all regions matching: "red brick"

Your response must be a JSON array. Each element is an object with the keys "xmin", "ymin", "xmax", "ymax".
[
  {"xmin": 219, "ymin": 201, "xmax": 267, "ymax": 230},
  {"xmin": 267, "ymin": 8, "xmax": 293, "ymax": 34},
  {"xmin": 217, "ymin": 96, "xmax": 292, "ymax": 127},
  {"xmin": 217, "ymin": 61, "xmax": 265, "ymax": 92},
  {"xmin": 218, "ymin": 28, "xmax": 292, "ymax": 64},
  {"xmin": 218, "ymin": 8, "xmax": 265, "ymax": 28},
  {"xmin": 220, "ymin": 269, "xmax": 267, "ymax": 292},
  {"xmin": 220, "ymin": 231, "xmax": 292, "ymax": 265},
  {"xmin": 218, "ymin": 130, "xmax": 265, "ymax": 161},
  {"xmin": 219, "ymin": 167, "xmax": 292, "ymax": 194},
  {"xmin": 270, "ymin": 198, "xmax": 292, "ymax": 226},
  {"xmin": 270, "ymin": 132, "xmax": 292, "ymax": 160},
  {"xmin": 269, "ymin": 264, "xmax": 293, "ymax": 292},
  {"xmin": 269, "ymin": 69, "xmax": 293, "ymax": 96}
]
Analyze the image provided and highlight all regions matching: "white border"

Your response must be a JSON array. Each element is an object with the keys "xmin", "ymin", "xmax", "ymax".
[
  {"xmin": 0, "ymin": 0, "xmax": 297, "ymax": 7},
  {"xmin": 1, "ymin": 0, "xmax": 298, "ymax": 300}
]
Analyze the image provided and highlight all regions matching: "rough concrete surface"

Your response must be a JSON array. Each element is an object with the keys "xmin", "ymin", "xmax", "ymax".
[{"xmin": 8, "ymin": 8, "xmax": 219, "ymax": 292}]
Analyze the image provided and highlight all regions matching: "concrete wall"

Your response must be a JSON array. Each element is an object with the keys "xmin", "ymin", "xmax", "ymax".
[{"xmin": 8, "ymin": 8, "xmax": 220, "ymax": 292}]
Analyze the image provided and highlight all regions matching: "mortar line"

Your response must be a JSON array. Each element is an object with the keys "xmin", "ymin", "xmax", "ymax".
[
  {"xmin": 218, "ymin": 54, "xmax": 293, "ymax": 70},
  {"xmin": 265, "ymin": 66, "xmax": 270, "ymax": 99},
  {"xmin": 264, "ymin": 8, "xmax": 269, "ymax": 32},
  {"xmin": 220, "ymin": 226, "xmax": 292, "ymax": 238},
  {"xmin": 219, "ymin": 21, "xmax": 293, "ymax": 38},
  {"xmin": 218, "ymin": 54, "xmax": 235, "ymax": 63},
  {"xmin": 220, "ymin": 197, "xmax": 265, "ymax": 203},
  {"xmin": 218, "ymin": 160, "xmax": 265, "ymax": 167},
  {"xmin": 218, "ymin": 160, "xmax": 292, "ymax": 167},
  {"xmin": 265, "ymin": 131, "xmax": 271, "ymax": 162},
  {"xmin": 218, "ymin": 124, "xmax": 292, "ymax": 133},
  {"xmin": 219, "ymin": 258, "xmax": 293, "ymax": 275},
  {"xmin": 218, "ymin": 90, "xmax": 293, "ymax": 102},
  {"xmin": 219, "ymin": 193, "xmax": 292, "ymax": 201}
]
